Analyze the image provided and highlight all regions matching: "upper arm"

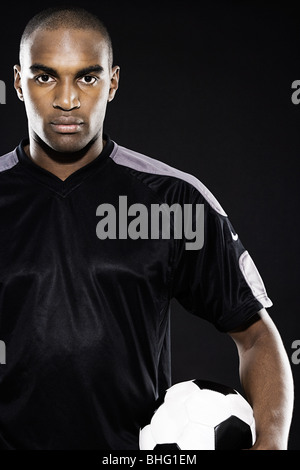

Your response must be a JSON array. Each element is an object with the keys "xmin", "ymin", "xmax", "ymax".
[{"xmin": 228, "ymin": 308, "xmax": 281, "ymax": 355}]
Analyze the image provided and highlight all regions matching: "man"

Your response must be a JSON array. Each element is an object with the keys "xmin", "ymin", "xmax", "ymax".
[{"xmin": 0, "ymin": 6, "xmax": 293, "ymax": 449}]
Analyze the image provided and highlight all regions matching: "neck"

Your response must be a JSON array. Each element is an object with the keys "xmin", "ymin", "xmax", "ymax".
[{"xmin": 25, "ymin": 133, "xmax": 104, "ymax": 181}]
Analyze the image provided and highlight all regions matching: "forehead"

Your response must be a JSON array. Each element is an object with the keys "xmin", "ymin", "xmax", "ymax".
[{"xmin": 22, "ymin": 28, "xmax": 109, "ymax": 69}]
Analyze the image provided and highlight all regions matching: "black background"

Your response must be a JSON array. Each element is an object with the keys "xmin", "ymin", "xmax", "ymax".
[{"xmin": 0, "ymin": 0, "xmax": 299, "ymax": 450}]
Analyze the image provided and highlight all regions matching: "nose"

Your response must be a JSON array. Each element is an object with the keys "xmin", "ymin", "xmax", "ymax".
[{"xmin": 53, "ymin": 80, "xmax": 80, "ymax": 111}]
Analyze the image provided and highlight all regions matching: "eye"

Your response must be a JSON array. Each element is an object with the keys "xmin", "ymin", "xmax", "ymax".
[
  {"xmin": 78, "ymin": 75, "xmax": 98, "ymax": 85},
  {"xmin": 36, "ymin": 74, "xmax": 55, "ymax": 84}
]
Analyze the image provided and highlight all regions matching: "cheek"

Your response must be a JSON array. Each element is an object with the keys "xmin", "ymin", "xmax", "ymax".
[
  {"xmin": 23, "ymin": 84, "xmax": 50, "ymax": 119},
  {"xmin": 23, "ymin": 101, "xmax": 43, "ymax": 132},
  {"xmin": 86, "ymin": 91, "xmax": 109, "ymax": 120}
]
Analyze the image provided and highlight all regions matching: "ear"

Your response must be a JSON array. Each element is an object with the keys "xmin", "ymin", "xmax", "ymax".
[
  {"xmin": 14, "ymin": 65, "xmax": 24, "ymax": 101},
  {"xmin": 108, "ymin": 66, "xmax": 120, "ymax": 103}
]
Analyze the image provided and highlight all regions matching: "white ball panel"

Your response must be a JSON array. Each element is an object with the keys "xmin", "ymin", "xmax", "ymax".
[
  {"xmin": 151, "ymin": 400, "xmax": 188, "ymax": 443},
  {"xmin": 139, "ymin": 425, "xmax": 156, "ymax": 450},
  {"xmin": 225, "ymin": 394, "xmax": 254, "ymax": 425},
  {"xmin": 178, "ymin": 423, "xmax": 215, "ymax": 450},
  {"xmin": 163, "ymin": 396, "xmax": 188, "ymax": 426},
  {"xmin": 186, "ymin": 390, "xmax": 230, "ymax": 426},
  {"xmin": 250, "ymin": 420, "xmax": 256, "ymax": 445},
  {"xmin": 165, "ymin": 380, "xmax": 198, "ymax": 403}
]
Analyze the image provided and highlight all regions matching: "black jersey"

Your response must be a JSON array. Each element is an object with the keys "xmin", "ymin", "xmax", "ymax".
[{"xmin": 0, "ymin": 136, "xmax": 272, "ymax": 449}]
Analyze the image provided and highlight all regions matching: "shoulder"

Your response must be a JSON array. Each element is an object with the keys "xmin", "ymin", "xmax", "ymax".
[{"xmin": 110, "ymin": 141, "xmax": 227, "ymax": 217}]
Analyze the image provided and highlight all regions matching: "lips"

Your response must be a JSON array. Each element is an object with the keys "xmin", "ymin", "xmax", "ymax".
[{"xmin": 50, "ymin": 116, "xmax": 84, "ymax": 133}]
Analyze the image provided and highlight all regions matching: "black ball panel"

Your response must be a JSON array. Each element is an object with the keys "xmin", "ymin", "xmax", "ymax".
[
  {"xmin": 215, "ymin": 416, "xmax": 253, "ymax": 450},
  {"xmin": 154, "ymin": 443, "xmax": 181, "ymax": 450},
  {"xmin": 193, "ymin": 379, "xmax": 238, "ymax": 396}
]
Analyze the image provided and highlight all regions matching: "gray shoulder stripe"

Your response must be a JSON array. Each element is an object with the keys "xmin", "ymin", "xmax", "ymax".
[
  {"xmin": 0, "ymin": 149, "xmax": 18, "ymax": 173},
  {"xmin": 110, "ymin": 142, "xmax": 227, "ymax": 217}
]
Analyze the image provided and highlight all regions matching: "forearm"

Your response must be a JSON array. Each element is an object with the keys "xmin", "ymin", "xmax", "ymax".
[{"xmin": 231, "ymin": 311, "xmax": 294, "ymax": 450}]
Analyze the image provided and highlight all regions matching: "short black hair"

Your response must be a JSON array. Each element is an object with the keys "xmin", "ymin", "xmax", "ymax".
[{"xmin": 19, "ymin": 5, "xmax": 113, "ymax": 67}]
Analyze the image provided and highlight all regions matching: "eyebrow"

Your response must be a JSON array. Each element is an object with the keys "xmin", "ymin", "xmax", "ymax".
[{"xmin": 29, "ymin": 63, "xmax": 105, "ymax": 78}]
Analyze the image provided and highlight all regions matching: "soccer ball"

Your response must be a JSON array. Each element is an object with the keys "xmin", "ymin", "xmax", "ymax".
[{"xmin": 139, "ymin": 379, "xmax": 256, "ymax": 450}]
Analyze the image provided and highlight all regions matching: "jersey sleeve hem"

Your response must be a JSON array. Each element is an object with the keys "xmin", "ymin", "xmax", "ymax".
[{"xmin": 214, "ymin": 297, "xmax": 269, "ymax": 333}]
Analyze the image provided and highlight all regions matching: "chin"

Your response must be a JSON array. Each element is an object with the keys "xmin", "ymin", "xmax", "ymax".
[{"xmin": 46, "ymin": 134, "xmax": 90, "ymax": 154}]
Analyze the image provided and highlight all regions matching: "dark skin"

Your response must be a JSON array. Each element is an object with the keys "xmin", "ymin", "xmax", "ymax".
[
  {"xmin": 14, "ymin": 27, "xmax": 294, "ymax": 449},
  {"xmin": 14, "ymin": 28, "xmax": 120, "ymax": 180},
  {"xmin": 229, "ymin": 309, "xmax": 293, "ymax": 449}
]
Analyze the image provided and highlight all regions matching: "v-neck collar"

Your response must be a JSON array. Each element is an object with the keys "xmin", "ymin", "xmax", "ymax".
[{"xmin": 16, "ymin": 136, "xmax": 114, "ymax": 197}]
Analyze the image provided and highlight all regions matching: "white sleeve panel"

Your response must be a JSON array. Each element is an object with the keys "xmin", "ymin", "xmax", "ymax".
[{"xmin": 239, "ymin": 251, "xmax": 273, "ymax": 309}]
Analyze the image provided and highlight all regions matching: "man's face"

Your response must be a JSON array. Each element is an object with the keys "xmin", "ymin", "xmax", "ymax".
[{"xmin": 14, "ymin": 28, "xmax": 119, "ymax": 154}]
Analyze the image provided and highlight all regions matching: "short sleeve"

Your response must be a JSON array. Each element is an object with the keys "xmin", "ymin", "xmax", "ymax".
[{"xmin": 170, "ymin": 188, "xmax": 273, "ymax": 333}]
